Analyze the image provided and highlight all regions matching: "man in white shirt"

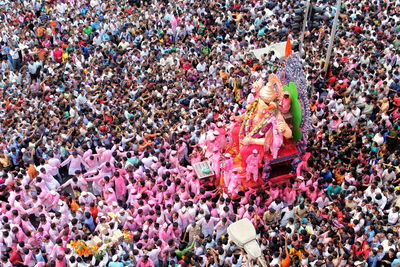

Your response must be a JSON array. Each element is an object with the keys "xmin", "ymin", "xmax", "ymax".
[
  {"xmin": 382, "ymin": 168, "xmax": 396, "ymax": 183},
  {"xmin": 268, "ymin": 198, "xmax": 284, "ymax": 214},
  {"xmin": 388, "ymin": 206, "xmax": 399, "ymax": 225},
  {"xmin": 198, "ymin": 214, "xmax": 217, "ymax": 237},
  {"xmin": 365, "ymin": 185, "xmax": 381, "ymax": 200},
  {"xmin": 374, "ymin": 193, "xmax": 387, "ymax": 210},
  {"xmin": 280, "ymin": 205, "xmax": 295, "ymax": 227},
  {"xmin": 372, "ymin": 132, "xmax": 385, "ymax": 145},
  {"xmin": 316, "ymin": 193, "xmax": 330, "ymax": 208}
]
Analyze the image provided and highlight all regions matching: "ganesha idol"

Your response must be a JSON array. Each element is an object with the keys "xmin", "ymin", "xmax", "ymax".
[{"xmin": 235, "ymin": 74, "xmax": 292, "ymax": 164}]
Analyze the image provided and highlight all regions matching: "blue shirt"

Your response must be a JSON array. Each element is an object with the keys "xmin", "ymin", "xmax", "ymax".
[
  {"xmin": 81, "ymin": 8, "xmax": 89, "ymax": 16},
  {"xmin": 92, "ymin": 21, "xmax": 101, "ymax": 30},
  {"xmin": 367, "ymin": 255, "xmax": 378, "ymax": 267},
  {"xmin": 108, "ymin": 262, "xmax": 124, "ymax": 267},
  {"xmin": 8, "ymin": 152, "xmax": 18, "ymax": 165},
  {"xmin": 34, "ymin": 251, "xmax": 45, "ymax": 263},
  {"xmin": 392, "ymin": 259, "xmax": 400, "ymax": 267},
  {"xmin": 84, "ymin": 216, "xmax": 95, "ymax": 231}
]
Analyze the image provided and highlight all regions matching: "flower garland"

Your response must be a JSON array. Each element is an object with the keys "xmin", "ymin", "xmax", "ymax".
[
  {"xmin": 70, "ymin": 240, "xmax": 99, "ymax": 257},
  {"xmin": 123, "ymin": 230, "xmax": 134, "ymax": 242},
  {"xmin": 239, "ymin": 99, "xmax": 259, "ymax": 138},
  {"xmin": 69, "ymin": 230, "xmax": 134, "ymax": 261},
  {"xmin": 245, "ymin": 110, "xmax": 275, "ymax": 139},
  {"xmin": 239, "ymin": 100, "xmax": 276, "ymax": 145}
]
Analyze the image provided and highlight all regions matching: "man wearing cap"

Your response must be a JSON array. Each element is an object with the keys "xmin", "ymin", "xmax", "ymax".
[
  {"xmin": 178, "ymin": 206, "xmax": 191, "ymax": 231},
  {"xmin": 78, "ymin": 191, "xmax": 96, "ymax": 206},
  {"xmin": 227, "ymin": 168, "xmax": 242, "ymax": 196},
  {"xmin": 104, "ymin": 188, "xmax": 117, "ymax": 204},
  {"xmin": 222, "ymin": 153, "xmax": 234, "ymax": 188},
  {"xmin": 215, "ymin": 124, "xmax": 227, "ymax": 149},
  {"xmin": 108, "ymin": 255, "xmax": 125, "ymax": 267},
  {"xmin": 204, "ymin": 135, "xmax": 218, "ymax": 159},
  {"xmin": 209, "ymin": 146, "xmax": 221, "ymax": 183},
  {"xmin": 246, "ymin": 149, "xmax": 261, "ymax": 182},
  {"xmin": 123, "ymin": 216, "xmax": 137, "ymax": 231}
]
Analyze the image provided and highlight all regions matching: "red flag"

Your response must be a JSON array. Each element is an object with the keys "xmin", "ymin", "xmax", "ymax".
[{"xmin": 285, "ymin": 36, "xmax": 292, "ymax": 58}]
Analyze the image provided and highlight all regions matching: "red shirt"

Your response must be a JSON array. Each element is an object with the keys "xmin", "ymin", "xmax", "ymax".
[
  {"xmin": 351, "ymin": 241, "xmax": 367, "ymax": 257},
  {"xmin": 353, "ymin": 26, "xmax": 363, "ymax": 34},
  {"xmin": 55, "ymin": 258, "xmax": 67, "ymax": 267},
  {"xmin": 53, "ymin": 48, "xmax": 63, "ymax": 62},
  {"xmin": 99, "ymin": 125, "xmax": 107, "ymax": 133},
  {"xmin": 394, "ymin": 96, "xmax": 400, "ymax": 106},
  {"xmin": 9, "ymin": 250, "xmax": 22, "ymax": 265},
  {"xmin": 182, "ymin": 62, "xmax": 191, "ymax": 70},
  {"xmin": 91, "ymin": 206, "xmax": 98, "ymax": 222},
  {"xmin": 104, "ymin": 115, "xmax": 113, "ymax": 123}
]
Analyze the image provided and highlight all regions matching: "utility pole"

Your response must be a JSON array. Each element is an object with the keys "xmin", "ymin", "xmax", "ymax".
[
  {"xmin": 299, "ymin": 0, "xmax": 311, "ymax": 57},
  {"xmin": 323, "ymin": 0, "xmax": 342, "ymax": 73}
]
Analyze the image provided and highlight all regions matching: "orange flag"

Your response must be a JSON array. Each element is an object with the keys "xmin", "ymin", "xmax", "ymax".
[{"xmin": 285, "ymin": 36, "xmax": 292, "ymax": 58}]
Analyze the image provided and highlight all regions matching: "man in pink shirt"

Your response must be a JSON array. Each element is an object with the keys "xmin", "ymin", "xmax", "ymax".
[
  {"xmin": 209, "ymin": 147, "xmax": 221, "ymax": 182},
  {"xmin": 60, "ymin": 151, "xmax": 89, "ymax": 176},
  {"xmin": 123, "ymin": 216, "xmax": 137, "ymax": 231},
  {"xmin": 167, "ymin": 222, "xmax": 182, "ymax": 241},
  {"xmin": 104, "ymin": 188, "xmax": 117, "ymax": 203},
  {"xmin": 111, "ymin": 171, "xmax": 128, "ymax": 202},
  {"xmin": 296, "ymin": 151, "xmax": 311, "ymax": 177},
  {"xmin": 204, "ymin": 136, "xmax": 218, "ymax": 158},
  {"xmin": 283, "ymin": 183, "xmax": 297, "ymax": 205},
  {"xmin": 246, "ymin": 149, "xmax": 260, "ymax": 182},
  {"xmin": 279, "ymin": 91, "xmax": 291, "ymax": 114},
  {"xmin": 58, "ymin": 174, "xmax": 88, "ymax": 192},
  {"xmin": 83, "ymin": 154, "xmax": 99, "ymax": 171},
  {"xmin": 38, "ymin": 168, "xmax": 60, "ymax": 191},
  {"xmin": 168, "ymin": 150, "xmax": 180, "ymax": 169},
  {"xmin": 222, "ymin": 153, "xmax": 234, "ymax": 188},
  {"xmin": 136, "ymin": 255, "xmax": 155, "ymax": 267}
]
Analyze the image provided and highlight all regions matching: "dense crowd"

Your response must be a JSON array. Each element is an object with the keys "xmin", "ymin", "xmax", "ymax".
[{"xmin": 0, "ymin": 0, "xmax": 400, "ymax": 266}]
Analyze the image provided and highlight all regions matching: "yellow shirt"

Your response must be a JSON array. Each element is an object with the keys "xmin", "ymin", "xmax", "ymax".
[
  {"xmin": 27, "ymin": 164, "xmax": 39, "ymax": 179},
  {"xmin": 289, "ymin": 248, "xmax": 303, "ymax": 258},
  {"xmin": 70, "ymin": 200, "xmax": 80, "ymax": 212},
  {"xmin": 62, "ymin": 52, "xmax": 69, "ymax": 63}
]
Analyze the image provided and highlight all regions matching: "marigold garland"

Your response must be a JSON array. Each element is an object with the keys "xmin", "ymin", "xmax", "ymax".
[
  {"xmin": 70, "ymin": 240, "xmax": 99, "ymax": 257},
  {"xmin": 69, "ymin": 230, "xmax": 134, "ymax": 259}
]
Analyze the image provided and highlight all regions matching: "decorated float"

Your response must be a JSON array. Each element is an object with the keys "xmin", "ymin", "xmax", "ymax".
[{"xmin": 221, "ymin": 55, "xmax": 311, "ymax": 194}]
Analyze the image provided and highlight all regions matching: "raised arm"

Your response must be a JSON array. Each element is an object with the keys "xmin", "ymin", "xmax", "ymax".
[
  {"xmin": 80, "ymin": 156, "xmax": 90, "ymax": 170},
  {"xmin": 60, "ymin": 155, "xmax": 72, "ymax": 167},
  {"xmin": 58, "ymin": 178, "xmax": 73, "ymax": 190}
]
